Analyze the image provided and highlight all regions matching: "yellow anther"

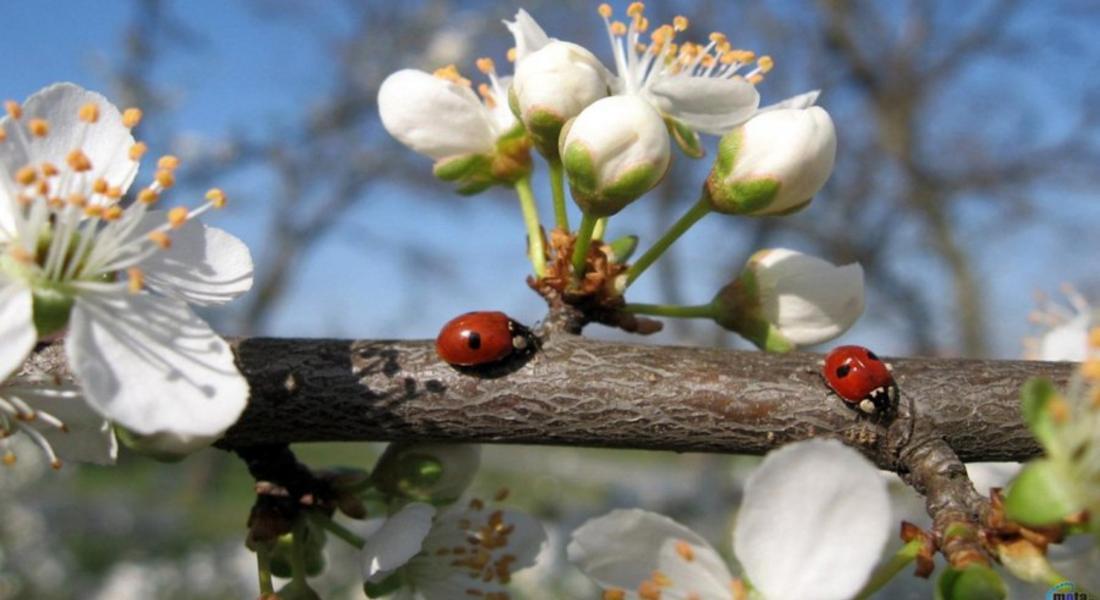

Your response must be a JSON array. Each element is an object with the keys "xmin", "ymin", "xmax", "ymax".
[
  {"xmin": 127, "ymin": 267, "xmax": 145, "ymax": 294},
  {"xmin": 432, "ymin": 64, "xmax": 470, "ymax": 86},
  {"xmin": 506, "ymin": 47, "xmax": 517, "ymax": 62},
  {"xmin": 1089, "ymin": 326, "xmax": 1100, "ymax": 348},
  {"xmin": 2, "ymin": 452, "xmax": 15, "ymax": 466},
  {"xmin": 78, "ymin": 103, "xmax": 100, "ymax": 123},
  {"xmin": 477, "ymin": 83, "xmax": 497, "ymax": 108},
  {"xmin": 738, "ymin": 50, "xmax": 757, "ymax": 63},
  {"xmin": 1082, "ymin": 359, "xmax": 1100, "ymax": 381},
  {"xmin": 673, "ymin": 15, "xmax": 688, "ymax": 31},
  {"xmin": 36, "ymin": 180, "xmax": 49, "ymax": 197},
  {"xmin": 610, "ymin": 21, "xmax": 627, "ymax": 36},
  {"xmin": 106, "ymin": 185, "xmax": 123, "ymax": 199},
  {"xmin": 129, "ymin": 142, "xmax": 148, "ymax": 161},
  {"xmin": 747, "ymin": 74, "xmax": 764, "ymax": 84},
  {"xmin": 157, "ymin": 155, "xmax": 180, "ymax": 170},
  {"xmin": 122, "ymin": 107, "xmax": 143, "ymax": 128},
  {"xmin": 675, "ymin": 540, "xmax": 694, "ymax": 561},
  {"xmin": 67, "ymin": 193, "xmax": 87, "ymax": 208},
  {"xmin": 9, "ymin": 246, "xmax": 33, "ymax": 264},
  {"xmin": 651, "ymin": 571, "xmax": 672, "ymax": 587},
  {"xmin": 720, "ymin": 52, "xmax": 738, "ymax": 64},
  {"xmin": 701, "ymin": 54, "xmax": 716, "ymax": 68},
  {"xmin": 92, "ymin": 178, "xmax": 109, "ymax": 195},
  {"xmin": 84, "ymin": 204, "xmax": 104, "ymax": 219},
  {"xmin": 155, "ymin": 169, "xmax": 175, "ymax": 189},
  {"xmin": 205, "ymin": 187, "xmax": 227, "ymax": 208},
  {"xmin": 475, "ymin": 57, "xmax": 495, "ymax": 75},
  {"xmin": 138, "ymin": 188, "xmax": 159, "ymax": 205},
  {"xmin": 28, "ymin": 118, "xmax": 49, "ymax": 137},
  {"xmin": 717, "ymin": 40, "xmax": 732, "ymax": 54},
  {"xmin": 598, "ymin": 3, "xmax": 612, "ymax": 18},
  {"xmin": 636, "ymin": 42, "xmax": 648, "ymax": 54},
  {"xmin": 627, "ymin": 2, "xmax": 645, "ymax": 18},
  {"xmin": 4, "ymin": 100, "xmax": 22, "ymax": 119},
  {"xmin": 709, "ymin": 32, "xmax": 727, "ymax": 44},
  {"xmin": 147, "ymin": 230, "xmax": 172, "ymax": 249},
  {"xmin": 103, "ymin": 204, "xmax": 123, "ymax": 221},
  {"xmin": 15, "ymin": 166, "xmax": 37, "ymax": 186},
  {"xmin": 41, "ymin": 162, "xmax": 59, "ymax": 177},
  {"xmin": 48, "ymin": 196, "xmax": 63, "ymax": 209},
  {"xmin": 0, "ymin": 128, "xmax": 7, "ymax": 142},
  {"xmin": 757, "ymin": 55, "xmax": 774, "ymax": 73},
  {"xmin": 603, "ymin": 590, "xmax": 626, "ymax": 600},
  {"xmin": 50, "ymin": 459, "xmax": 61, "ymax": 470},
  {"xmin": 636, "ymin": 16, "xmax": 649, "ymax": 32},
  {"xmin": 167, "ymin": 206, "xmax": 189, "ymax": 228},
  {"xmin": 66, "ymin": 150, "xmax": 92, "ymax": 172}
]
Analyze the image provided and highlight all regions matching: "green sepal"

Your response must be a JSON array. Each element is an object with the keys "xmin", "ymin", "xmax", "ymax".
[
  {"xmin": 563, "ymin": 141, "xmax": 663, "ymax": 217},
  {"xmin": 935, "ymin": 566, "xmax": 1006, "ymax": 600},
  {"xmin": 706, "ymin": 176, "xmax": 781, "ymax": 215},
  {"xmin": 1004, "ymin": 458, "xmax": 1082, "ymax": 526},
  {"xmin": 606, "ymin": 235, "xmax": 639, "ymax": 264},
  {"xmin": 1019, "ymin": 378, "xmax": 1059, "ymax": 452},
  {"xmin": 666, "ymin": 116, "xmax": 705, "ymax": 159},
  {"xmin": 432, "ymin": 153, "xmax": 490, "ymax": 182},
  {"xmin": 525, "ymin": 107, "xmax": 565, "ymax": 160},
  {"xmin": 711, "ymin": 269, "xmax": 795, "ymax": 352},
  {"xmin": 364, "ymin": 574, "xmax": 404, "ymax": 598}
]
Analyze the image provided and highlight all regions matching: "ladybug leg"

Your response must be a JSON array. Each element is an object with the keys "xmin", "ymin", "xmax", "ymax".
[{"xmin": 858, "ymin": 398, "xmax": 876, "ymax": 414}]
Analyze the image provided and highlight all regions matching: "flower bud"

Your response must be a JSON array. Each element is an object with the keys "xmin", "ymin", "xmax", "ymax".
[
  {"xmin": 705, "ymin": 106, "xmax": 836, "ymax": 216},
  {"xmin": 712, "ymin": 248, "xmax": 863, "ymax": 351},
  {"xmin": 511, "ymin": 40, "xmax": 609, "ymax": 158},
  {"xmin": 370, "ymin": 442, "xmax": 480, "ymax": 503},
  {"xmin": 560, "ymin": 95, "xmax": 670, "ymax": 217}
]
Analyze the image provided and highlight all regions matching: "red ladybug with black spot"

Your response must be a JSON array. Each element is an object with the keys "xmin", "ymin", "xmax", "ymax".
[
  {"xmin": 436, "ymin": 311, "xmax": 535, "ymax": 368},
  {"xmin": 822, "ymin": 345, "xmax": 897, "ymax": 414}
]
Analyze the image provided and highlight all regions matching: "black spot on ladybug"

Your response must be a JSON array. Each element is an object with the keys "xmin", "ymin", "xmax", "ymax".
[
  {"xmin": 466, "ymin": 331, "xmax": 481, "ymax": 350},
  {"xmin": 866, "ymin": 350, "xmax": 879, "ymax": 361},
  {"xmin": 835, "ymin": 364, "xmax": 851, "ymax": 378}
]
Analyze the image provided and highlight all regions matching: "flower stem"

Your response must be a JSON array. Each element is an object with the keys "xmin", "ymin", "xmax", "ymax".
[
  {"xmin": 310, "ymin": 512, "xmax": 366, "ymax": 549},
  {"xmin": 290, "ymin": 518, "xmax": 309, "ymax": 586},
  {"xmin": 515, "ymin": 176, "xmax": 547, "ymax": 278},
  {"xmin": 256, "ymin": 545, "xmax": 276, "ymax": 596},
  {"xmin": 624, "ymin": 302, "xmax": 718, "ymax": 319},
  {"xmin": 571, "ymin": 213, "xmax": 599, "ymax": 286},
  {"xmin": 624, "ymin": 195, "xmax": 712, "ymax": 288},
  {"xmin": 549, "ymin": 159, "xmax": 570, "ymax": 231},
  {"xmin": 592, "ymin": 216, "xmax": 608, "ymax": 242},
  {"xmin": 852, "ymin": 540, "xmax": 922, "ymax": 600}
]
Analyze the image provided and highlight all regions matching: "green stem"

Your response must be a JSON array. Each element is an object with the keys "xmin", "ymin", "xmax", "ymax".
[
  {"xmin": 310, "ymin": 512, "xmax": 366, "ymax": 549},
  {"xmin": 256, "ymin": 545, "xmax": 276, "ymax": 596},
  {"xmin": 571, "ymin": 213, "xmax": 599, "ymax": 286},
  {"xmin": 514, "ymin": 176, "xmax": 547, "ymax": 278},
  {"xmin": 289, "ymin": 518, "xmax": 309, "ymax": 585},
  {"xmin": 592, "ymin": 216, "xmax": 608, "ymax": 242},
  {"xmin": 853, "ymin": 540, "xmax": 922, "ymax": 600},
  {"xmin": 549, "ymin": 159, "xmax": 569, "ymax": 231},
  {"xmin": 624, "ymin": 302, "xmax": 718, "ymax": 320},
  {"xmin": 624, "ymin": 195, "xmax": 712, "ymax": 288}
]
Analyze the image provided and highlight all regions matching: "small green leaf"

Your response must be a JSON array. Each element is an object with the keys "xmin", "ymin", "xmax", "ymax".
[
  {"xmin": 1004, "ymin": 459, "xmax": 1082, "ymax": 526},
  {"xmin": 666, "ymin": 117, "xmax": 705, "ymax": 159},
  {"xmin": 935, "ymin": 566, "xmax": 1006, "ymax": 600},
  {"xmin": 606, "ymin": 235, "xmax": 639, "ymax": 264},
  {"xmin": 1019, "ymin": 377, "xmax": 1059, "ymax": 451}
]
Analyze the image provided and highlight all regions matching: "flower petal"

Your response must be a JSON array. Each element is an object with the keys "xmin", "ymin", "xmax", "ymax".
[
  {"xmin": 378, "ymin": 69, "xmax": 495, "ymax": 160},
  {"xmin": 139, "ymin": 217, "xmax": 254, "ymax": 306},
  {"xmin": 0, "ymin": 276, "xmax": 35, "ymax": 381},
  {"xmin": 757, "ymin": 90, "xmax": 821, "ymax": 113},
  {"xmin": 66, "ymin": 291, "xmax": 248, "ymax": 436},
  {"xmin": 361, "ymin": 502, "xmax": 436, "ymax": 582},
  {"xmin": 503, "ymin": 9, "xmax": 551, "ymax": 61},
  {"xmin": 644, "ymin": 77, "xmax": 760, "ymax": 135},
  {"xmin": 5, "ymin": 382, "xmax": 117, "ymax": 465},
  {"xmin": 568, "ymin": 508, "xmax": 734, "ymax": 598},
  {"xmin": 0, "ymin": 82, "xmax": 138, "ymax": 197},
  {"xmin": 734, "ymin": 439, "xmax": 891, "ymax": 600},
  {"xmin": 752, "ymin": 249, "xmax": 865, "ymax": 347}
]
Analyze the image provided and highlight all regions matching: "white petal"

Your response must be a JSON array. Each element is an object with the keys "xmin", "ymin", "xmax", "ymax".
[
  {"xmin": 0, "ymin": 83, "xmax": 137, "ymax": 196},
  {"xmin": 6, "ymin": 383, "xmax": 117, "ymax": 465},
  {"xmin": 503, "ymin": 9, "xmax": 551, "ymax": 61},
  {"xmin": 752, "ymin": 249, "xmax": 865, "ymax": 346},
  {"xmin": 361, "ymin": 502, "xmax": 436, "ymax": 582},
  {"xmin": 66, "ymin": 291, "xmax": 248, "ymax": 436},
  {"xmin": 378, "ymin": 69, "xmax": 495, "ymax": 160},
  {"xmin": 139, "ymin": 218, "xmax": 254, "ymax": 306},
  {"xmin": 1037, "ymin": 314, "xmax": 1089, "ymax": 362},
  {"xmin": 734, "ymin": 439, "xmax": 891, "ymax": 600},
  {"xmin": 645, "ymin": 77, "xmax": 760, "ymax": 135},
  {"xmin": 0, "ymin": 276, "xmax": 35, "ymax": 381},
  {"xmin": 757, "ymin": 90, "xmax": 821, "ymax": 113},
  {"xmin": 568, "ymin": 508, "xmax": 734, "ymax": 598},
  {"xmin": 513, "ymin": 41, "xmax": 611, "ymax": 124}
]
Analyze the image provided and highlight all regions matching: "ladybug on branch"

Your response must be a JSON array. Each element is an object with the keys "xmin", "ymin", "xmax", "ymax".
[
  {"xmin": 821, "ymin": 345, "xmax": 897, "ymax": 415},
  {"xmin": 436, "ymin": 311, "xmax": 536, "ymax": 369}
]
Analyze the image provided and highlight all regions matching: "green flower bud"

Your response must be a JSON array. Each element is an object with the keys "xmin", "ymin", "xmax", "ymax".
[
  {"xmin": 371, "ymin": 442, "xmax": 480, "ymax": 503},
  {"xmin": 935, "ymin": 565, "xmax": 1006, "ymax": 600},
  {"xmin": 1004, "ymin": 459, "xmax": 1082, "ymax": 526}
]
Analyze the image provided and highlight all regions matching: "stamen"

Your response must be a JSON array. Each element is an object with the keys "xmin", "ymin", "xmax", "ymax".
[
  {"xmin": 138, "ymin": 188, "xmax": 159, "ymax": 205},
  {"xmin": 5, "ymin": 100, "xmax": 22, "ymax": 119},
  {"xmin": 92, "ymin": 178, "xmax": 109, "ymax": 195},
  {"xmin": 506, "ymin": 48, "xmax": 517, "ymax": 63},
  {"xmin": 106, "ymin": 185, "xmax": 123, "ymax": 199},
  {"xmin": 28, "ymin": 118, "xmax": 49, "ymax": 137},
  {"xmin": 611, "ymin": 21, "xmax": 627, "ymax": 36},
  {"xmin": 167, "ymin": 206, "xmax": 189, "ymax": 228},
  {"xmin": 127, "ymin": 267, "xmax": 144, "ymax": 294},
  {"xmin": 598, "ymin": 3, "xmax": 612, "ymax": 18},
  {"xmin": 122, "ymin": 108, "xmax": 143, "ymax": 128},
  {"xmin": 475, "ymin": 57, "xmax": 495, "ymax": 75},
  {"xmin": 84, "ymin": 205, "xmax": 104, "ymax": 219},
  {"xmin": 627, "ymin": 2, "xmax": 645, "ymax": 18},
  {"xmin": 757, "ymin": 55, "xmax": 774, "ymax": 73},
  {"xmin": 673, "ymin": 16, "xmax": 688, "ymax": 31},
  {"xmin": 747, "ymin": 74, "xmax": 763, "ymax": 84},
  {"xmin": 0, "ymin": 129, "xmax": 7, "ymax": 142},
  {"xmin": 433, "ymin": 64, "xmax": 471, "ymax": 87},
  {"xmin": 477, "ymin": 84, "xmax": 497, "ymax": 108},
  {"xmin": 129, "ymin": 142, "xmax": 148, "ymax": 161},
  {"xmin": 41, "ymin": 162, "xmax": 59, "ymax": 177},
  {"xmin": 603, "ymin": 590, "xmax": 626, "ymax": 600},
  {"xmin": 155, "ymin": 169, "xmax": 175, "ymax": 189},
  {"xmin": 78, "ymin": 103, "xmax": 101, "ymax": 123},
  {"xmin": 2, "ymin": 451, "xmax": 14, "ymax": 466},
  {"xmin": 147, "ymin": 230, "xmax": 172, "ymax": 249},
  {"xmin": 157, "ymin": 155, "xmax": 181, "ymax": 170},
  {"xmin": 67, "ymin": 150, "xmax": 93, "ymax": 172},
  {"xmin": 15, "ymin": 166, "xmax": 37, "ymax": 186},
  {"xmin": 103, "ymin": 205, "xmax": 123, "ymax": 221}
]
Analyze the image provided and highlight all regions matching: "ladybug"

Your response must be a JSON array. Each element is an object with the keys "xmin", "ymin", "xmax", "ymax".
[
  {"xmin": 822, "ymin": 345, "xmax": 896, "ymax": 414},
  {"xmin": 435, "ymin": 311, "xmax": 534, "ymax": 368}
]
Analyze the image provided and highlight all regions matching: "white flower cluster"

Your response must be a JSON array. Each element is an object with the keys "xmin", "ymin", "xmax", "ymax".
[{"xmin": 0, "ymin": 83, "xmax": 253, "ymax": 468}]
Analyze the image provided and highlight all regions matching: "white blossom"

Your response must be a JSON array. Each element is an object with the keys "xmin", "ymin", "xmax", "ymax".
[
  {"xmin": 1025, "ymin": 285, "xmax": 1093, "ymax": 362},
  {"xmin": 0, "ymin": 373, "xmax": 116, "ymax": 468}
]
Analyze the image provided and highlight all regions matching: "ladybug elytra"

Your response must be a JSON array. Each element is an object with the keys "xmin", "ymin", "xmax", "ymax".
[
  {"xmin": 822, "ymin": 345, "xmax": 896, "ymax": 414},
  {"xmin": 435, "ymin": 311, "xmax": 533, "ymax": 368}
]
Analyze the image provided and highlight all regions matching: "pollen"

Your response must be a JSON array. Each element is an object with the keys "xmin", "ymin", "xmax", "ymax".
[
  {"xmin": 84, "ymin": 204, "xmax": 104, "ymax": 219},
  {"xmin": 2, "ymin": 452, "xmax": 14, "ymax": 466},
  {"xmin": 598, "ymin": 4, "xmax": 612, "ymax": 18},
  {"xmin": 627, "ymin": 2, "xmax": 645, "ymax": 18},
  {"xmin": 673, "ymin": 15, "xmax": 688, "ymax": 31},
  {"xmin": 129, "ymin": 142, "xmax": 148, "ymax": 160},
  {"xmin": 477, "ymin": 83, "xmax": 497, "ymax": 108},
  {"xmin": 5, "ymin": 100, "xmax": 22, "ymax": 119},
  {"xmin": 610, "ymin": 21, "xmax": 627, "ymax": 36},
  {"xmin": 433, "ymin": 64, "xmax": 471, "ymax": 87},
  {"xmin": 636, "ymin": 16, "xmax": 649, "ymax": 32},
  {"xmin": 506, "ymin": 48, "xmax": 517, "ymax": 62},
  {"xmin": 28, "ymin": 118, "xmax": 49, "ymax": 137},
  {"xmin": 747, "ymin": 74, "xmax": 764, "ymax": 84},
  {"xmin": 147, "ymin": 230, "xmax": 172, "ymax": 249},
  {"xmin": 709, "ymin": 32, "xmax": 728, "ymax": 45},
  {"xmin": 127, "ymin": 267, "xmax": 145, "ymax": 294},
  {"xmin": 168, "ymin": 206, "xmax": 189, "ymax": 228},
  {"xmin": 476, "ymin": 57, "xmax": 495, "ymax": 75},
  {"xmin": 138, "ymin": 188, "xmax": 159, "ymax": 205},
  {"xmin": 106, "ymin": 185, "xmax": 123, "ymax": 199},
  {"xmin": 206, "ymin": 187, "xmax": 227, "ymax": 208},
  {"xmin": 651, "ymin": 571, "xmax": 672, "ymax": 587},
  {"xmin": 66, "ymin": 150, "xmax": 93, "ymax": 172},
  {"xmin": 15, "ymin": 166, "xmax": 37, "ymax": 185},
  {"xmin": 78, "ymin": 103, "xmax": 100, "ymax": 123},
  {"xmin": 67, "ymin": 193, "xmax": 87, "ymax": 208},
  {"xmin": 757, "ymin": 55, "xmax": 774, "ymax": 73},
  {"xmin": 41, "ymin": 162, "xmax": 59, "ymax": 177},
  {"xmin": 155, "ymin": 169, "xmax": 175, "ymax": 189},
  {"xmin": 122, "ymin": 107, "xmax": 143, "ymax": 128},
  {"xmin": 157, "ymin": 155, "xmax": 181, "ymax": 170},
  {"xmin": 92, "ymin": 178, "xmax": 109, "ymax": 195},
  {"xmin": 675, "ymin": 540, "xmax": 695, "ymax": 561},
  {"xmin": 603, "ymin": 591, "xmax": 625, "ymax": 600},
  {"xmin": 103, "ymin": 204, "xmax": 123, "ymax": 221},
  {"xmin": 469, "ymin": 498, "xmax": 485, "ymax": 511}
]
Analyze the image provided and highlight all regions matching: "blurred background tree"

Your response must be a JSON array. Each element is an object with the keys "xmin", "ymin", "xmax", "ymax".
[{"xmin": 0, "ymin": 0, "xmax": 1098, "ymax": 598}]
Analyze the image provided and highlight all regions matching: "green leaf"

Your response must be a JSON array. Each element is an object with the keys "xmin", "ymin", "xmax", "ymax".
[
  {"xmin": 1004, "ymin": 459, "xmax": 1082, "ymax": 526},
  {"xmin": 935, "ymin": 566, "xmax": 1006, "ymax": 600},
  {"xmin": 1019, "ymin": 377, "xmax": 1059, "ymax": 451},
  {"xmin": 666, "ymin": 116, "xmax": 705, "ymax": 159}
]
